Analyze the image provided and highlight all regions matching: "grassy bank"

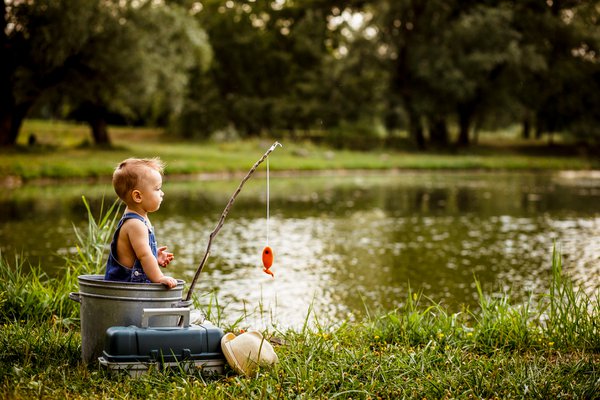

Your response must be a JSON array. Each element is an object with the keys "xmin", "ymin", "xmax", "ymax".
[
  {"xmin": 1, "ymin": 120, "xmax": 598, "ymax": 183},
  {"xmin": 1, "ymin": 250, "xmax": 598, "ymax": 399},
  {"xmin": 0, "ymin": 201, "xmax": 598, "ymax": 398}
]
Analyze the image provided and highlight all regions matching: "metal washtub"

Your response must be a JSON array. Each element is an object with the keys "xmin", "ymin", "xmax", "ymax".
[{"xmin": 69, "ymin": 275, "xmax": 189, "ymax": 364}]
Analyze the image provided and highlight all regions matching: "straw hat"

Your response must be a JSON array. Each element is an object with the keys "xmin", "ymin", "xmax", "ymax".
[{"xmin": 221, "ymin": 330, "xmax": 279, "ymax": 376}]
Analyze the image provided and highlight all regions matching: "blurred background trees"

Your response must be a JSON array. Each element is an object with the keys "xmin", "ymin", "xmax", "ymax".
[
  {"xmin": 1, "ymin": 0, "xmax": 599, "ymax": 148},
  {"xmin": 1, "ymin": 0, "xmax": 211, "ymax": 146}
]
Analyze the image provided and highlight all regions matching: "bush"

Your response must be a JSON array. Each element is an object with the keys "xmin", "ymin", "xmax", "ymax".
[{"xmin": 326, "ymin": 118, "xmax": 387, "ymax": 150}]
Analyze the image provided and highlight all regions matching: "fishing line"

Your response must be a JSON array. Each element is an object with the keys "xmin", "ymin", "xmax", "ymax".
[
  {"xmin": 261, "ymin": 144, "xmax": 280, "ymax": 278},
  {"xmin": 266, "ymin": 157, "xmax": 270, "ymax": 246}
]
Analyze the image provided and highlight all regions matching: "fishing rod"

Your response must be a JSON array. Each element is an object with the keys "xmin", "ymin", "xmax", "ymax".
[{"xmin": 183, "ymin": 141, "xmax": 283, "ymax": 303}]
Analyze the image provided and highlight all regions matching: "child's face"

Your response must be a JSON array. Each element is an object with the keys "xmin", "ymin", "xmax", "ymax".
[{"xmin": 135, "ymin": 168, "xmax": 164, "ymax": 212}]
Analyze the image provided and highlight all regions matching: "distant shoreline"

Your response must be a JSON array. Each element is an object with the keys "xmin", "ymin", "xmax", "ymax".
[{"xmin": 3, "ymin": 167, "xmax": 600, "ymax": 189}]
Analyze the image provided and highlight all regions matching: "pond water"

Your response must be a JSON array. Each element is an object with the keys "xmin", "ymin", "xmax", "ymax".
[{"xmin": 1, "ymin": 171, "xmax": 599, "ymax": 328}]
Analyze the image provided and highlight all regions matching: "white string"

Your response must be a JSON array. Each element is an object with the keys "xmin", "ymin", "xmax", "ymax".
[{"xmin": 266, "ymin": 157, "xmax": 270, "ymax": 246}]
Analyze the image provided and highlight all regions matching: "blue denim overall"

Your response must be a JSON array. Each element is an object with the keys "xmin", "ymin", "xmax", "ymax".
[{"xmin": 104, "ymin": 212, "xmax": 157, "ymax": 283}]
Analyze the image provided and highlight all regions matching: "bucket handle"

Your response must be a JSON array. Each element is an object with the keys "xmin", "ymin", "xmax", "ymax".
[
  {"xmin": 175, "ymin": 299, "xmax": 193, "ymax": 308},
  {"xmin": 69, "ymin": 292, "xmax": 81, "ymax": 303},
  {"xmin": 142, "ymin": 307, "xmax": 190, "ymax": 328}
]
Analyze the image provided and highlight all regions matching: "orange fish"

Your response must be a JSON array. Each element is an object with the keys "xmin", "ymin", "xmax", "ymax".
[{"xmin": 262, "ymin": 246, "xmax": 274, "ymax": 277}]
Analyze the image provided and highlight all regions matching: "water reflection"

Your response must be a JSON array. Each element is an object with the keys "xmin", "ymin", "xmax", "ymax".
[{"xmin": 1, "ymin": 171, "xmax": 599, "ymax": 328}]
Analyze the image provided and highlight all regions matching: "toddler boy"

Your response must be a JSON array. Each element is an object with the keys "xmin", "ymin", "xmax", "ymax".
[{"xmin": 104, "ymin": 157, "xmax": 177, "ymax": 288}]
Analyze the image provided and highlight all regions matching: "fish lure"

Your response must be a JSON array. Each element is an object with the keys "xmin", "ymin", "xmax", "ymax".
[{"xmin": 262, "ymin": 246, "xmax": 274, "ymax": 277}]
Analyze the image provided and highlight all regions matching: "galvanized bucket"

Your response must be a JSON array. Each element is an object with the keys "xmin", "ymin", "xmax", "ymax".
[{"xmin": 69, "ymin": 275, "xmax": 190, "ymax": 364}]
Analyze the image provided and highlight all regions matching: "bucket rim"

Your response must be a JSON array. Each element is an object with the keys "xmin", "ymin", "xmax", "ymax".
[
  {"xmin": 77, "ymin": 274, "xmax": 185, "ymax": 292},
  {"xmin": 75, "ymin": 291, "xmax": 185, "ymax": 302}
]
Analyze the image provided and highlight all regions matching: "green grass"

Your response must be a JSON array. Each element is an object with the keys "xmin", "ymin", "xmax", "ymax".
[
  {"xmin": 1, "ymin": 119, "xmax": 597, "ymax": 182},
  {"xmin": 0, "ymin": 200, "xmax": 598, "ymax": 398},
  {"xmin": 0, "ymin": 248, "xmax": 598, "ymax": 398}
]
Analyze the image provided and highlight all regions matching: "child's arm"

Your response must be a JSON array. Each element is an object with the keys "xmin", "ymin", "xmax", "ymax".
[{"xmin": 127, "ymin": 220, "xmax": 177, "ymax": 288}]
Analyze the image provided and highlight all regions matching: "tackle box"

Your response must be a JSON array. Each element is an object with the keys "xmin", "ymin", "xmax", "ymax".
[{"xmin": 98, "ymin": 308, "xmax": 225, "ymax": 377}]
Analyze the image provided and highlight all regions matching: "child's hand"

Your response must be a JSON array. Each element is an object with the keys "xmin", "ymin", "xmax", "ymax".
[
  {"xmin": 159, "ymin": 276, "xmax": 178, "ymax": 289},
  {"xmin": 157, "ymin": 246, "xmax": 174, "ymax": 267}
]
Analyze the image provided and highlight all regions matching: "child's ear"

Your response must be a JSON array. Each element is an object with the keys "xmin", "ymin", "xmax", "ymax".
[{"xmin": 132, "ymin": 189, "xmax": 143, "ymax": 203}]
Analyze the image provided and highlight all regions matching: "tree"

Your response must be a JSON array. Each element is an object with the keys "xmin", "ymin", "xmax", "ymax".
[
  {"xmin": 425, "ymin": 4, "xmax": 540, "ymax": 146},
  {"xmin": 183, "ymin": 0, "xmax": 295, "ymax": 138},
  {"xmin": 367, "ymin": 1, "xmax": 533, "ymax": 148},
  {"xmin": 370, "ymin": 0, "xmax": 452, "ymax": 149},
  {"xmin": 518, "ymin": 0, "xmax": 600, "ymax": 144},
  {"xmin": 180, "ymin": 0, "xmax": 375, "ymax": 140},
  {"xmin": 0, "ymin": 0, "xmax": 211, "ymax": 146},
  {"xmin": 184, "ymin": 0, "xmax": 329, "ymax": 138}
]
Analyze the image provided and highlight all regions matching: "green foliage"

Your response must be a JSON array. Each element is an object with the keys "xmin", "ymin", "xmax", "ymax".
[
  {"xmin": 0, "ymin": 252, "xmax": 89, "ymax": 323},
  {"xmin": 4, "ymin": 1, "xmax": 600, "ymax": 148},
  {"xmin": 0, "ymin": 196, "xmax": 120, "ymax": 322},
  {"xmin": 0, "ymin": 320, "xmax": 81, "ymax": 382},
  {"xmin": 327, "ymin": 118, "xmax": 387, "ymax": 150},
  {"xmin": 368, "ymin": 288, "xmax": 447, "ymax": 346},
  {"xmin": 543, "ymin": 245, "xmax": 600, "ymax": 351},
  {"xmin": 67, "ymin": 197, "xmax": 120, "ymax": 276},
  {"xmin": 1, "ymin": 0, "xmax": 212, "ymax": 145},
  {"xmin": 472, "ymin": 279, "xmax": 538, "ymax": 352},
  {"xmin": 50, "ymin": 1, "xmax": 212, "ymax": 126},
  {"xmin": 365, "ymin": 250, "xmax": 599, "ymax": 356}
]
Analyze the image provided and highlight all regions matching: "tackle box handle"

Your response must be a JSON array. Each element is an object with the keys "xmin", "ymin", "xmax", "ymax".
[{"xmin": 142, "ymin": 307, "xmax": 190, "ymax": 328}]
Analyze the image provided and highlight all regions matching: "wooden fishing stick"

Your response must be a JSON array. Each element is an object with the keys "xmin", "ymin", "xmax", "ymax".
[{"xmin": 184, "ymin": 141, "xmax": 283, "ymax": 303}]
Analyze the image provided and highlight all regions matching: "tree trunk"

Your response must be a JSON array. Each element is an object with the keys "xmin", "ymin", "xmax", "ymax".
[
  {"xmin": 0, "ymin": 111, "xmax": 13, "ymax": 147},
  {"xmin": 457, "ymin": 114, "xmax": 470, "ymax": 146},
  {"xmin": 473, "ymin": 117, "xmax": 481, "ymax": 145},
  {"xmin": 535, "ymin": 116, "xmax": 543, "ymax": 139},
  {"xmin": 408, "ymin": 109, "xmax": 426, "ymax": 150},
  {"xmin": 78, "ymin": 102, "xmax": 111, "ymax": 145},
  {"xmin": 0, "ymin": 102, "xmax": 32, "ymax": 147},
  {"xmin": 456, "ymin": 100, "xmax": 478, "ymax": 147},
  {"xmin": 429, "ymin": 116, "xmax": 449, "ymax": 147},
  {"xmin": 522, "ymin": 119, "xmax": 531, "ymax": 139},
  {"xmin": 413, "ymin": 123, "xmax": 426, "ymax": 150},
  {"xmin": 522, "ymin": 110, "xmax": 531, "ymax": 139},
  {"xmin": 89, "ymin": 116, "xmax": 111, "ymax": 146}
]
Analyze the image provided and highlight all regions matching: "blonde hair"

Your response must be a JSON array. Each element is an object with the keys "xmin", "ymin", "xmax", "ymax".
[{"xmin": 112, "ymin": 157, "xmax": 165, "ymax": 201}]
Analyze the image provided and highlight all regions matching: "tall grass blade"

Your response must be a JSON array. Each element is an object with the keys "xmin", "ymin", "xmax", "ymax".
[{"xmin": 543, "ymin": 244, "xmax": 599, "ymax": 350}]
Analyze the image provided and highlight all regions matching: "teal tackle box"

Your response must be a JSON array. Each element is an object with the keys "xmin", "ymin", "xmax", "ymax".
[{"xmin": 98, "ymin": 308, "xmax": 225, "ymax": 376}]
